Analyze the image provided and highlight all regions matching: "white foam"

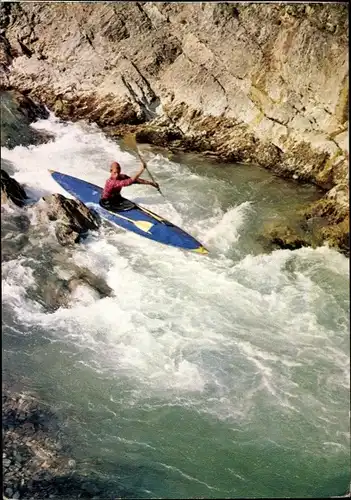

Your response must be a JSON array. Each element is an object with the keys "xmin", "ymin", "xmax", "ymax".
[{"xmin": 201, "ymin": 201, "xmax": 253, "ymax": 253}]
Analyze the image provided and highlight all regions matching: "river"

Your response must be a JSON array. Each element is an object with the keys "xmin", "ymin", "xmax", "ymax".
[{"xmin": 2, "ymin": 113, "xmax": 350, "ymax": 498}]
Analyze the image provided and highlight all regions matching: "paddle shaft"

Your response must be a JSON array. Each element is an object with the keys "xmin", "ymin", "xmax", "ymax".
[
  {"xmin": 137, "ymin": 150, "xmax": 165, "ymax": 197},
  {"xmin": 124, "ymin": 134, "xmax": 165, "ymax": 198}
]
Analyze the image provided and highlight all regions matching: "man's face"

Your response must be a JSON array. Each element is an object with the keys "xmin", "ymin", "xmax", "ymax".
[{"xmin": 110, "ymin": 162, "xmax": 121, "ymax": 178}]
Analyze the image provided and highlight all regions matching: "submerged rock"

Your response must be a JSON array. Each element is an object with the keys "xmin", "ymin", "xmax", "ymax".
[
  {"xmin": 1, "ymin": 169, "xmax": 28, "ymax": 207},
  {"xmin": 34, "ymin": 193, "xmax": 100, "ymax": 246}
]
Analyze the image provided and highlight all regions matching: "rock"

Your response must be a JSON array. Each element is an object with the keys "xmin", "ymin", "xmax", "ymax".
[
  {"xmin": 260, "ymin": 221, "xmax": 313, "ymax": 251},
  {"xmin": 1, "ymin": 3, "xmax": 348, "ymax": 157},
  {"xmin": 2, "ymin": 386, "xmax": 75, "ymax": 499},
  {"xmin": 67, "ymin": 268, "xmax": 113, "ymax": 299},
  {"xmin": 34, "ymin": 193, "xmax": 100, "ymax": 246},
  {"xmin": 0, "ymin": 89, "xmax": 53, "ymax": 149},
  {"xmin": 14, "ymin": 452, "xmax": 24, "ymax": 463},
  {"xmin": 1, "ymin": 169, "xmax": 28, "ymax": 207},
  {"xmin": 300, "ymin": 195, "xmax": 349, "ymax": 256},
  {"xmin": 1, "ymin": 158, "xmax": 17, "ymax": 176}
]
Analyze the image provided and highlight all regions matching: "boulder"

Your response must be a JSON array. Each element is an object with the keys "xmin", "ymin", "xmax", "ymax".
[
  {"xmin": 39, "ymin": 269, "xmax": 113, "ymax": 311},
  {"xmin": 300, "ymin": 195, "xmax": 349, "ymax": 256},
  {"xmin": 1, "ymin": 169, "xmax": 28, "ymax": 207},
  {"xmin": 0, "ymin": 89, "xmax": 53, "ymax": 149},
  {"xmin": 35, "ymin": 193, "xmax": 100, "ymax": 246},
  {"xmin": 67, "ymin": 269, "xmax": 113, "ymax": 299},
  {"xmin": 259, "ymin": 221, "xmax": 314, "ymax": 252}
]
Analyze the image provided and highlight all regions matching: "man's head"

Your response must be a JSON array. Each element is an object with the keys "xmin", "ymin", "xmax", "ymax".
[{"xmin": 110, "ymin": 161, "xmax": 121, "ymax": 178}]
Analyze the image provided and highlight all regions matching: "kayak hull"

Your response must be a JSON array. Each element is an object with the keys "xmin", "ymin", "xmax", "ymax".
[{"xmin": 49, "ymin": 170, "xmax": 208, "ymax": 254}]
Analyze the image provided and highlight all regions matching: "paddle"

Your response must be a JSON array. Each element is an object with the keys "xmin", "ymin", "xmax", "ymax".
[{"xmin": 123, "ymin": 133, "xmax": 165, "ymax": 198}]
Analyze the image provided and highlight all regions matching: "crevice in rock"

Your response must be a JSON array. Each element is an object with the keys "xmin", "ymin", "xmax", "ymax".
[
  {"xmin": 135, "ymin": 2, "xmax": 154, "ymax": 30},
  {"xmin": 127, "ymin": 58, "xmax": 161, "ymax": 116},
  {"xmin": 120, "ymin": 74, "xmax": 149, "ymax": 121},
  {"xmin": 262, "ymin": 112, "xmax": 289, "ymax": 127},
  {"xmin": 17, "ymin": 38, "xmax": 33, "ymax": 58}
]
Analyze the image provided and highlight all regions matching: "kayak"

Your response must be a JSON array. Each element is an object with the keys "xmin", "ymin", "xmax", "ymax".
[{"xmin": 49, "ymin": 170, "xmax": 208, "ymax": 254}]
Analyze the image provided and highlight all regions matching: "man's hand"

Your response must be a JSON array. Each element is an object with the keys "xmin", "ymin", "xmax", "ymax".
[{"xmin": 152, "ymin": 182, "xmax": 160, "ymax": 190}]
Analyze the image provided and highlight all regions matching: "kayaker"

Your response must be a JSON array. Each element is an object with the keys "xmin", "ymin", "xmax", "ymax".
[{"xmin": 100, "ymin": 160, "xmax": 159, "ymax": 210}]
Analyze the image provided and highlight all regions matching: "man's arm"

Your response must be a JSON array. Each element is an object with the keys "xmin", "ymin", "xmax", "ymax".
[
  {"xmin": 134, "ymin": 178, "xmax": 154, "ymax": 186},
  {"xmin": 120, "ymin": 168, "xmax": 158, "ymax": 188}
]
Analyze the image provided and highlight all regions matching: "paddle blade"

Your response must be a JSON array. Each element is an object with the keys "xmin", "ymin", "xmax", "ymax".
[{"xmin": 123, "ymin": 133, "xmax": 138, "ymax": 151}]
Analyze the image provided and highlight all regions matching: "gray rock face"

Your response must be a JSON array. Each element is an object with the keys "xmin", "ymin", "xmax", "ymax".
[
  {"xmin": 0, "ymin": 4, "xmax": 347, "ymax": 159},
  {"xmin": 34, "ymin": 193, "xmax": 100, "ymax": 246}
]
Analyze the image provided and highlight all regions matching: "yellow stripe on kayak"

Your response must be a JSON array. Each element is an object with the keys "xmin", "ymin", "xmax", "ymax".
[
  {"xmin": 111, "ymin": 212, "xmax": 154, "ymax": 233},
  {"xmin": 192, "ymin": 246, "xmax": 209, "ymax": 255}
]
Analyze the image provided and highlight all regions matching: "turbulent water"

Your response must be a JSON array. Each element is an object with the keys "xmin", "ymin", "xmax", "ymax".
[{"xmin": 2, "ymin": 114, "xmax": 350, "ymax": 498}]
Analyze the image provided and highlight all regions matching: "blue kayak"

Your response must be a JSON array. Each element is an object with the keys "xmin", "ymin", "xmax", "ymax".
[{"xmin": 49, "ymin": 170, "xmax": 208, "ymax": 254}]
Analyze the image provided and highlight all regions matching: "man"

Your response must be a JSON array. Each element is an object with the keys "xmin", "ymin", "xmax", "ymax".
[{"xmin": 100, "ymin": 160, "xmax": 159, "ymax": 211}]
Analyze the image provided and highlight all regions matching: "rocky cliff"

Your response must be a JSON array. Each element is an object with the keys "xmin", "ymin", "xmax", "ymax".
[{"xmin": 0, "ymin": 2, "xmax": 349, "ymax": 249}]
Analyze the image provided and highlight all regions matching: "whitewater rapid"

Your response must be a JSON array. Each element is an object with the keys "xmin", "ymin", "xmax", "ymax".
[{"xmin": 2, "ymin": 114, "xmax": 349, "ymax": 498}]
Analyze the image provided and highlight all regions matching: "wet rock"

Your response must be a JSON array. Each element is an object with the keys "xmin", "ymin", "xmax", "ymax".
[
  {"xmin": 50, "ymin": 93, "xmax": 142, "ymax": 127},
  {"xmin": 0, "ymin": 89, "xmax": 53, "ymax": 149},
  {"xmin": 259, "ymin": 221, "xmax": 313, "ymax": 251},
  {"xmin": 319, "ymin": 217, "xmax": 349, "ymax": 256},
  {"xmin": 40, "ymin": 279, "xmax": 70, "ymax": 311},
  {"xmin": 2, "ymin": 385, "xmax": 77, "ymax": 499},
  {"xmin": 35, "ymin": 258, "xmax": 113, "ymax": 310},
  {"xmin": 67, "ymin": 268, "xmax": 113, "ymax": 299},
  {"xmin": 300, "ymin": 195, "xmax": 349, "ymax": 256},
  {"xmin": 135, "ymin": 125, "xmax": 183, "ymax": 148},
  {"xmin": 1, "ymin": 233, "xmax": 30, "ymax": 263},
  {"xmin": 1, "ymin": 157, "xmax": 17, "ymax": 176},
  {"xmin": 1, "ymin": 169, "xmax": 28, "ymax": 207},
  {"xmin": 34, "ymin": 193, "xmax": 100, "ymax": 246}
]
